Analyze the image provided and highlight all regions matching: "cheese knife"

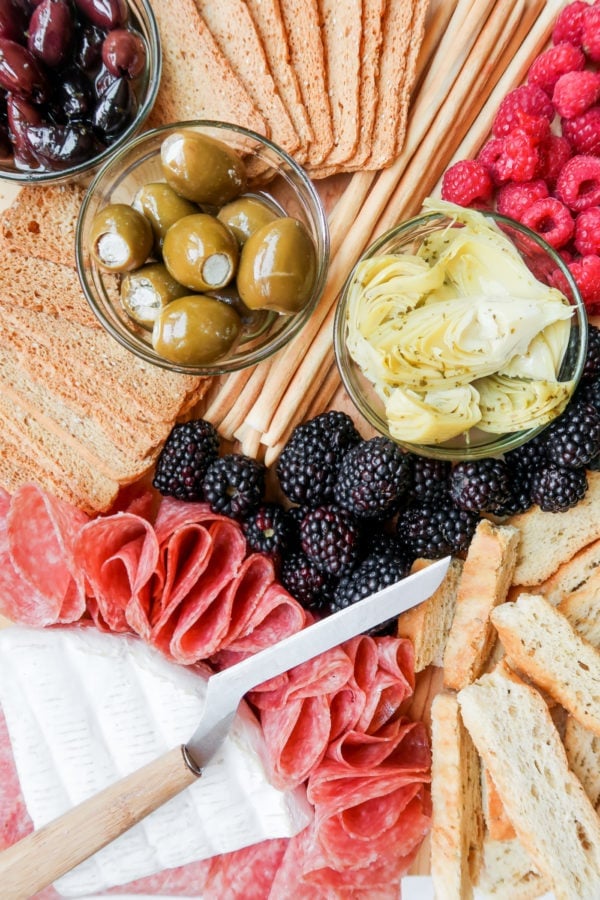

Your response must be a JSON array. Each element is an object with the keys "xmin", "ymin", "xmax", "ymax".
[{"xmin": 0, "ymin": 555, "xmax": 450, "ymax": 898}]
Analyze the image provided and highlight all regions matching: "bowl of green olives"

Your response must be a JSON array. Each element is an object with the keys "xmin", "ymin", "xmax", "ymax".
[
  {"xmin": 0, "ymin": 0, "xmax": 161, "ymax": 185},
  {"xmin": 75, "ymin": 121, "xmax": 330, "ymax": 373}
]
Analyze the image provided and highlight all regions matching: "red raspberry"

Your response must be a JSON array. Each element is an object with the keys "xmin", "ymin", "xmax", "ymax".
[
  {"xmin": 496, "ymin": 179, "xmax": 549, "ymax": 220},
  {"xmin": 520, "ymin": 197, "xmax": 574, "ymax": 249},
  {"xmin": 496, "ymin": 131, "xmax": 540, "ymax": 183},
  {"xmin": 561, "ymin": 106, "xmax": 600, "ymax": 155},
  {"xmin": 556, "ymin": 155, "xmax": 600, "ymax": 211},
  {"xmin": 552, "ymin": 1, "xmax": 589, "ymax": 46},
  {"xmin": 570, "ymin": 254, "xmax": 600, "ymax": 311},
  {"xmin": 552, "ymin": 70, "xmax": 600, "ymax": 119},
  {"xmin": 536, "ymin": 134, "xmax": 573, "ymax": 186},
  {"xmin": 528, "ymin": 43, "xmax": 585, "ymax": 95},
  {"xmin": 574, "ymin": 206, "xmax": 600, "ymax": 255},
  {"xmin": 440, "ymin": 159, "xmax": 494, "ymax": 207},
  {"xmin": 492, "ymin": 84, "xmax": 554, "ymax": 138},
  {"xmin": 583, "ymin": 5, "xmax": 600, "ymax": 62},
  {"xmin": 477, "ymin": 138, "xmax": 505, "ymax": 184}
]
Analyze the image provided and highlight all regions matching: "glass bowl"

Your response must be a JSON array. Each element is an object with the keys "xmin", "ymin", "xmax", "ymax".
[
  {"xmin": 0, "ymin": 0, "xmax": 161, "ymax": 187},
  {"xmin": 76, "ymin": 120, "xmax": 329, "ymax": 375},
  {"xmin": 334, "ymin": 210, "xmax": 588, "ymax": 461}
]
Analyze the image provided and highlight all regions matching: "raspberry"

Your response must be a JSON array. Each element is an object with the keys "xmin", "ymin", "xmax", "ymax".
[
  {"xmin": 495, "ymin": 131, "xmax": 540, "ymax": 183},
  {"xmin": 574, "ymin": 207, "xmax": 600, "ymax": 255},
  {"xmin": 583, "ymin": 5, "xmax": 600, "ymax": 62},
  {"xmin": 492, "ymin": 85, "xmax": 554, "ymax": 139},
  {"xmin": 440, "ymin": 159, "xmax": 494, "ymax": 207},
  {"xmin": 477, "ymin": 138, "xmax": 505, "ymax": 184},
  {"xmin": 552, "ymin": 70, "xmax": 600, "ymax": 119},
  {"xmin": 552, "ymin": 1, "xmax": 589, "ymax": 46},
  {"xmin": 496, "ymin": 179, "xmax": 549, "ymax": 220},
  {"xmin": 527, "ymin": 42, "xmax": 585, "ymax": 95},
  {"xmin": 520, "ymin": 197, "xmax": 574, "ymax": 249},
  {"xmin": 555, "ymin": 155, "xmax": 600, "ymax": 211},
  {"xmin": 569, "ymin": 254, "xmax": 600, "ymax": 311},
  {"xmin": 562, "ymin": 106, "xmax": 600, "ymax": 155},
  {"xmin": 535, "ymin": 134, "xmax": 572, "ymax": 186}
]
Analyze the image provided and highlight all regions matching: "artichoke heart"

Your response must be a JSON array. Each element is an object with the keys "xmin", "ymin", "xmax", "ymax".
[
  {"xmin": 384, "ymin": 384, "xmax": 482, "ymax": 444},
  {"xmin": 476, "ymin": 374, "xmax": 574, "ymax": 433}
]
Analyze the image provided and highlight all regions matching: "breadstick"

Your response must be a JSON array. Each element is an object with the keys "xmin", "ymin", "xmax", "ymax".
[
  {"xmin": 202, "ymin": 367, "xmax": 254, "ymax": 426},
  {"xmin": 219, "ymin": 358, "xmax": 274, "ymax": 439}
]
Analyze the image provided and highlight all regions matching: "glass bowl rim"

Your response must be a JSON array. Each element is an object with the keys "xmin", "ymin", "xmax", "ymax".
[
  {"xmin": 333, "ymin": 208, "xmax": 588, "ymax": 461},
  {"xmin": 75, "ymin": 119, "xmax": 331, "ymax": 376},
  {"xmin": 0, "ymin": 0, "xmax": 162, "ymax": 186}
]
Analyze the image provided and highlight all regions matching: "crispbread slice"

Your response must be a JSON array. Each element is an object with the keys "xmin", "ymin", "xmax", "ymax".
[
  {"xmin": 346, "ymin": 0, "xmax": 386, "ymax": 169},
  {"xmin": 529, "ymin": 537, "xmax": 600, "ymax": 607},
  {"xmin": 244, "ymin": 0, "xmax": 313, "ymax": 155},
  {"xmin": 0, "ymin": 183, "xmax": 85, "ymax": 267},
  {"xmin": 558, "ymin": 569, "xmax": 600, "ymax": 647},
  {"xmin": 193, "ymin": 0, "xmax": 300, "ymax": 156},
  {"xmin": 492, "ymin": 594, "xmax": 600, "ymax": 737},
  {"xmin": 147, "ymin": 0, "xmax": 266, "ymax": 134},
  {"xmin": 458, "ymin": 665, "xmax": 600, "ymax": 899}
]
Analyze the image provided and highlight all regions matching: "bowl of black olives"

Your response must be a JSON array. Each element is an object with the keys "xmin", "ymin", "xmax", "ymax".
[
  {"xmin": 0, "ymin": 0, "xmax": 160, "ymax": 184},
  {"xmin": 75, "ymin": 121, "xmax": 330, "ymax": 373}
]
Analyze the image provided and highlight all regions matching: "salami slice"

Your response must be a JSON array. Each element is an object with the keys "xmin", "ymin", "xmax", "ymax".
[{"xmin": 202, "ymin": 838, "xmax": 288, "ymax": 899}]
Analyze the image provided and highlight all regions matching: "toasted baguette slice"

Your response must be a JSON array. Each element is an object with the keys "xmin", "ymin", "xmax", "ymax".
[
  {"xmin": 524, "ymin": 537, "xmax": 600, "ymax": 607},
  {"xmin": 458, "ymin": 665, "xmax": 600, "ymax": 899},
  {"xmin": 491, "ymin": 593, "xmax": 600, "ymax": 737},
  {"xmin": 508, "ymin": 472, "xmax": 600, "ymax": 586},
  {"xmin": 397, "ymin": 557, "xmax": 463, "ymax": 671},
  {"xmin": 481, "ymin": 764, "xmax": 516, "ymax": 842},
  {"xmin": 558, "ymin": 570, "xmax": 600, "ymax": 647},
  {"xmin": 148, "ymin": 0, "xmax": 266, "ymax": 134},
  {"xmin": 430, "ymin": 691, "xmax": 484, "ymax": 899},
  {"xmin": 476, "ymin": 837, "xmax": 550, "ymax": 900},
  {"xmin": 443, "ymin": 520, "xmax": 520, "ymax": 691},
  {"xmin": 0, "ymin": 183, "xmax": 85, "ymax": 267},
  {"xmin": 563, "ymin": 716, "xmax": 600, "ymax": 811}
]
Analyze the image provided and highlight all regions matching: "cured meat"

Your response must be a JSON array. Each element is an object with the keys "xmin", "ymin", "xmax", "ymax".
[{"xmin": 202, "ymin": 839, "xmax": 289, "ymax": 899}]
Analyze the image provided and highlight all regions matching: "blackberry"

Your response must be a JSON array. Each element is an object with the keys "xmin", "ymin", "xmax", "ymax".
[
  {"xmin": 578, "ymin": 377, "xmax": 600, "ymax": 414},
  {"xmin": 364, "ymin": 529, "xmax": 413, "ymax": 565},
  {"xmin": 330, "ymin": 547, "xmax": 411, "ymax": 615},
  {"xmin": 504, "ymin": 435, "xmax": 547, "ymax": 472},
  {"xmin": 530, "ymin": 463, "xmax": 588, "ymax": 512},
  {"xmin": 396, "ymin": 501, "xmax": 479, "ymax": 559},
  {"xmin": 543, "ymin": 400, "xmax": 600, "ymax": 469},
  {"xmin": 488, "ymin": 468, "xmax": 534, "ymax": 517},
  {"xmin": 283, "ymin": 504, "xmax": 310, "ymax": 549},
  {"xmin": 582, "ymin": 323, "xmax": 600, "ymax": 383},
  {"xmin": 203, "ymin": 453, "xmax": 265, "ymax": 519},
  {"xmin": 280, "ymin": 549, "xmax": 337, "ymax": 615},
  {"xmin": 333, "ymin": 437, "xmax": 411, "ymax": 519},
  {"xmin": 276, "ymin": 411, "xmax": 361, "ymax": 506},
  {"xmin": 300, "ymin": 504, "xmax": 362, "ymax": 576},
  {"xmin": 408, "ymin": 455, "xmax": 452, "ymax": 502},
  {"xmin": 449, "ymin": 458, "xmax": 511, "ymax": 514},
  {"xmin": 242, "ymin": 503, "xmax": 292, "ymax": 560},
  {"xmin": 152, "ymin": 419, "xmax": 220, "ymax": 501}
]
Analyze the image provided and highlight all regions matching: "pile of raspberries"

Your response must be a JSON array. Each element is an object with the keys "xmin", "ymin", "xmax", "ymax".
[{"xmin": 441, "ymin": 0, "xmax": 600, "ymax": 313}]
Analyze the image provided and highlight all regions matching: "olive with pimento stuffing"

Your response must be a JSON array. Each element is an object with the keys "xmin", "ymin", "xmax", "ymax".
[
  {"xmin": 133, "ymin": 182, "xmax": 198, "ymax": 251},
  {"xmin": 89, "ymin": 202, "xmax": 153, "ymax": 272},
  {"xmin": 120, "ymin": 262, "xmax": 188, "ymax": 328},
  {"xmin": 152, "ymin": 294, "xmax": 242, "ymax": 365},
  {"xmin": 160, "ymin": 130, "xmax": 247, "ymax": 206},
  {"xmin": 217, "ymin": 195, "xmax": 280, "ymax": 246},
  {"xmin": 162, "ymin": 213, "xmax": 239, "ymax": 292},
  {"xmin": 237, "ymin": 217, "xmax": 317, "ymax": 314}
]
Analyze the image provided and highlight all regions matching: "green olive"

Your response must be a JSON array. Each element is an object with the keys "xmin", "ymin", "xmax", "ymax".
[
  {"xmin": 120, "ymin": 263, "xmax": 189, "ymax": 329},
  {"xmin": 160, "ymin": 130, "xmax": 247, "ymax": 206},
  {"xmin": 152, "ymin": 294, "xmax": 242, "ymax": 365},
  {"xmin": 237, "ymin": 217, "xmax": 317, "ymax": 314},
  {"xmin": 132, "ymin": 182, "xmax": 199, "ymax": 251},
  {"xmin": 162, "ymin": 213, "xmax": 239, "ymax": 292},
  {"xmin": 206, "ymin": 285, "xmax": 271, "ymax": 331},
  {"xmin": 89, "ymin": 203, "xmax": 153, "ymax": 273},
  {"xmin": 217, "ymin": 195, "xmax": 280, "ymax": 246}
]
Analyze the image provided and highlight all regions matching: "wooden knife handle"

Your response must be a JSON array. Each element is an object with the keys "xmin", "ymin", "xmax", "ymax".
[{"xmin": 0, "ymin": 745, "xmax": 198, "ymax": 900}]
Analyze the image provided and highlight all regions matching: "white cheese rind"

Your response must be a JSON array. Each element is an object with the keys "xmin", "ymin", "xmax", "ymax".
[{"xmin": 0, "ymin": 626, "xmax": 311, "ymax": 896}]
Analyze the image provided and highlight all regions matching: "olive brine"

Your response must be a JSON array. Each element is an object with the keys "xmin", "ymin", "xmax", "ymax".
[
  {"xmin": 89, "ymin": 129, "xmax": 318, "ymax": 366},
  {"xmin": 0, "ymin": 0, "xmax": 148, "ymax": 172}
]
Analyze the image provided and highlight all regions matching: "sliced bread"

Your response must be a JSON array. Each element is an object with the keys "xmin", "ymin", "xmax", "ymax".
[
  {"xmin": 476, "ymin": 837, "xmax": 550, "ymax": 900},
  {"xmin": 525, "ymin": 537, "xmax": 600, "ymax": 606},
  {"xmin": 563, "ymin": 715, "xmax": 600, "ymax": 811},
  {"xmin": 458, "ymin": 665, "xmax": 600, "ymax": 899},
  {"xmin": 558, "ymin": 569, "xmax": 600, "ymax": 648},
  {"xmin": 0, "ymin": 183, "xmax": 86, "ymax": 267},
  {"xmin": 481, "ymin": 764, "xmax": 516, "ymax": 842}
]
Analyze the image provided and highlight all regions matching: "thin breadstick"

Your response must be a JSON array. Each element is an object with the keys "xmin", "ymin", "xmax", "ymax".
[
  {"xmin": 327, "ymin": 171, "xmax": 377, "ymax": 256},
  {"xmin": 202, "ymin": 367, "xmax": 254, "ymax": 426},
  {"xmin": 237, "ymin": 423, "xmax": 263, "ymax": 458},
  {"xmin": 413, "ymin": 0, "xmax": 461, "ymax": 88},
  {"xmin": 219, "ymin": 358, "xmax": 274, "ymax": 439}
]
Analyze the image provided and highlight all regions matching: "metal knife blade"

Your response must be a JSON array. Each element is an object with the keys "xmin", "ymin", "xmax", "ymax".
[{"xmin": 184, "ymin": 555, "xmax": 450, "ymax": 770}]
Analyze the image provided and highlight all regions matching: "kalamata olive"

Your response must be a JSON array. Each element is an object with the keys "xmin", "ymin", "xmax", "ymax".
[
  {"xmin": 161, "ymin": 130, "xmax": 247, "ymax": 206},
  {"xmin": 132, "ymin": 182, "xmax": 198, "ymax": 251},
  {"xmin": 90, "ymin": 203, "xmax": 153, "ymax": 272},
  {"xmin": 7, "ymin": 93, "xmax": 42, "ymax": 166},
  {"xmin": 0, "ymin": 122, "xmax": 11, "ymax": 160},
  {"xmin": 102, "ymin": 28, "xmax": 146, "ymax": 79},
  {"xmin": 28, "ymin": 0, "xmax": 74, "ymax": 68},
  {"xmin": 52, "ymin": 68, "xmax": 94, "ymax": 121},
  {"xmin": 217, "ymin": 195, "xmax": 280, "ymax": 246},
  {"xmin": 237, "ymin": 217, "xmax": 317, "ymax": 314},
  {"xmin": 24, "ymin": 123, "xmax": 96, "ymax": 169},
  {"xmin": 0, "ymin": 0, "xmax": 29, "ymax": 42},
  {"xmin": 120, "ymin": 262, "xmax": 188, "ymax": 329},
  {"xmin": 162, "ymin": 213, "xmax": 239, "ymax": 292},
  {"xmin": 152, "ymin": 295, "xmax": 242, "ymax": 366},
  {"xmin": 73, "ymin": 22, "xmax": 106, "ymax": 72},
  {"xmin": 93, "ymin": 76, "xmax": 136, "ymax": 139},
  {"xmin": 0, "ymin": 39, "xmax": 49, "ymax": 102},
  {"xmin": 73, "ymin": 0, "xmax": 128, "ymax": 29},
  {"xmin": 94, "ymin": 62, "xmax": 118, "ymax": 97}
]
